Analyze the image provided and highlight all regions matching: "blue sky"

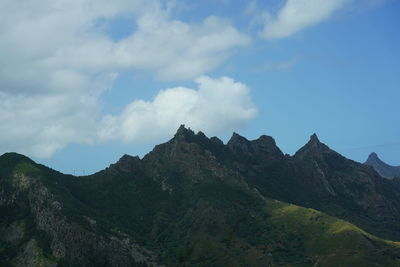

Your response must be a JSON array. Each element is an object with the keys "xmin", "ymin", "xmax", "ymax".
[{"xmin": 0, "ymin": 0, "xmax": 399, "ymax": 174}]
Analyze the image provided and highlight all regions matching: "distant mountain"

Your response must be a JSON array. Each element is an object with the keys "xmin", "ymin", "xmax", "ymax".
[
  {"xmin": 1, "ymin": 126, "xmax": 400, "ymax": 266},
  {"xmin": 365, "ymin": 152, "xmax": 400, "ymax": 179}
]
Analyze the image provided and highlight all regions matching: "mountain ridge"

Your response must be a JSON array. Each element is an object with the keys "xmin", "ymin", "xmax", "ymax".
[{"xmin": 2, "ymin": 126, "xmax": 400, "ymax": 266}]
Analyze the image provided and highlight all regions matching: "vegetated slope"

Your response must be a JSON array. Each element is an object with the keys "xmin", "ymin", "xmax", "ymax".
[
  {"xmin": 1, "ymin": 126, "xmax": 400, "ymax": 266},
  {"xmin": 265, "ymin": 200, "xmax": 400, "ymax": 267},
  {"xmin": 224, "ymin": 132, "xmax": 400, "ymax": 241},
  {"xmin": 365, "ymin": 152, "xmax": 400, "ymax": 179},
  {"xmin": 0, "ymin": 153, "xmax": 160, "ymax": 267}
]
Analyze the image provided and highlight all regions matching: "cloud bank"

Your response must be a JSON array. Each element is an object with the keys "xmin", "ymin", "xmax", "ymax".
[
  {"xmin": 0, "ymin": 91, "xmax": 98, "ymax": 158},
  {"xmin": 99, "ymin": 76, "xmax": 258, "ymax": 143},
  {"xmin": 0, "ymin": 0, "xmax": 252, "ymax": 157},
  {"xmin": 260, "ymin": 0, "xmax": 348, "ymax": 39}
]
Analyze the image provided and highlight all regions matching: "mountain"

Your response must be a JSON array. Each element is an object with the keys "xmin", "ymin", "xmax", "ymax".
[
  {"xmin": 1, "ymin": 126, "xmax": 400, "ymax": 266},
  {"xmin": 365, "ymin": 152, "xmax": 400, "ymax": 179}
]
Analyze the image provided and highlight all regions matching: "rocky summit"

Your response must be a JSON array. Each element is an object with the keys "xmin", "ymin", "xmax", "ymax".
[
  {"xmin": 1, "ymin": 126, "xmax": 400, "ymax": 266},
  {"xmin": 365, "ymin": 152, "xmax": 400, "ymax": 179}
]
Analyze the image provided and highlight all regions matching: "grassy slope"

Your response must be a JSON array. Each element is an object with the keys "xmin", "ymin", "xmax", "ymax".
[{"xmin": 265, "ymin": 200, "xmax": 400, "ymax": 266}]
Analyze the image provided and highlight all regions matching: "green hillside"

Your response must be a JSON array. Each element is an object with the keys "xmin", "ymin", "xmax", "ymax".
[{"xmin": 265, "ymin": 200, "xmax": 400, "ymax": 266}]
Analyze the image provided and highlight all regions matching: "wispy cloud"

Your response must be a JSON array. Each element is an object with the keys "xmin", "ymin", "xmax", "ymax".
[{"xmin": 259, "ymin": 0, "xmax": 348, "ymax": 39}]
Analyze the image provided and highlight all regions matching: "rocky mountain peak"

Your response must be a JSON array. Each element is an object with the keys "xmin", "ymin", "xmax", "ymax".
[
  {"xmin": 294, "ymin": 133, "xmax": 332, "ymax": 160},
  {"xmin": 174, "ymin": 124, "xmax": 195, "ymax": 141},
  {"xmin": 365, "ymin": 152, "xmax": 400, "ymax": 179},
  {"xmin": 229, "ymin": 132, "xmax": 248, "ymax": 143},
  {"xmin": 227, "ymin": 133, "xmax": 283, "ymax": 159},
  {"xmin": 251, "ymin": 135, "xmax": 284, "ymax": 158},
  {"xmin": 118, "ymin": 154, "xmax": 140, "ymax": 163},
  {"xmin": 171, "ymin": 125, "xmax": 217, "ymax": 149},
  {"xmin": 227, "ymin": 132, "xmax": 250, "ymax": 153},
  {"xmin": 255, "ymin": 135, "xmax": 278, "ymax": 147},
  {"xmin": 210, "ymin": 136, "xmax": 224, "ymax": 145},
  {"xmin": 306, "ymin": 133, "xmax": 325, "ymax": 148},
  {"xmin": 367, "ymin": 152, "xmax": 379, "ymax": 161},
  {"xmin": 310, "ymin": 133, "xmax": 320, "ymax": 143},
  {"xmin": 112, "ymin": 154, "xmax": 141, "ymax": 173}
]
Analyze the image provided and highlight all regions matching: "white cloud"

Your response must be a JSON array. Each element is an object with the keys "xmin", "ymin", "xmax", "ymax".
[
  {"xmin": 39, "ymin": 14, "xmax": 249, "ymax": 81},
  {"xmin": 260, "ymin": 0, "xmax": 348, "ymax": 39},
  {"xmin": 0, "ymin": 0, "xmax": 251, "ymax": 158},
  {"xmin": 0, "ymin": 91, "xmax": 98, "ymax": 158},
  {"xmin": 115, "ymin": 15, "xmax": 249, "ymax": 80},
  {"xmin": 0, "ymin": 0, "xmax": 249, "ymax": 92},
  {"xmin": 98, "ymin": 76, "xmax": 258, "ymax": 143}
]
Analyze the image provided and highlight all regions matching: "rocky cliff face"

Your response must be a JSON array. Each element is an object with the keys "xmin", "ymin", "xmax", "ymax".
[
  {"xmin": 0, "ymin": 153, "xmax": 162, "ymax": 266},
  {"xmin": 365, "ymin": 152, "xmax": 400, "ymax": 179},
  {"xmin": 2, "ymin": 127, "xmax": 400, "ymax": 266}
]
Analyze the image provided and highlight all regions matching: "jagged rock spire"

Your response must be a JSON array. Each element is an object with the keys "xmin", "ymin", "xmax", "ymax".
[
  {"xmin": 294, "ymin": 133, "xmax": 331, "ymax": 159},
  {"xmin": 174, "ymin": 124, "xmax": 195, "ymax": 141},
  {"xmin": 175, "ymin": 124, "xmax": 194, "ymax": 136},
  {"xmin": 310, "ymin": 133, "xmax": 320, "ymax": 143}
]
